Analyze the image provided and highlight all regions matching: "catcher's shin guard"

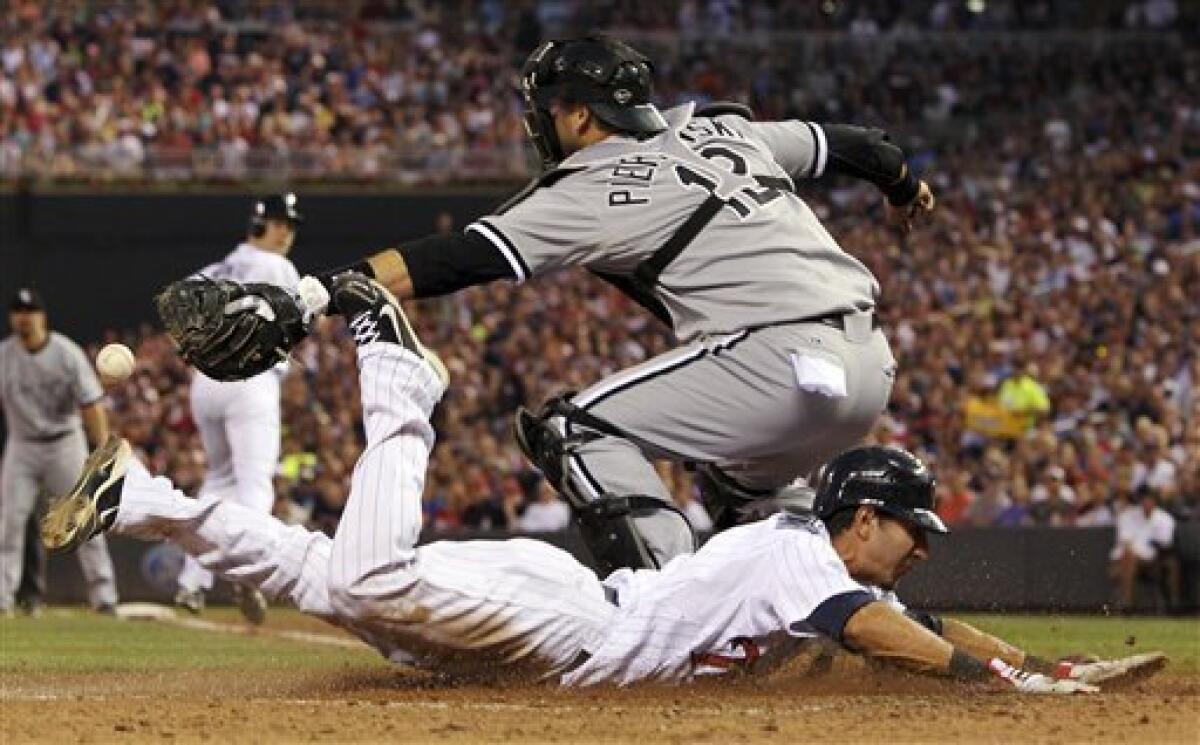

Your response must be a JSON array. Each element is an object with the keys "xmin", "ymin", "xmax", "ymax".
[
  {"xmin": 514, "ymin": 398, "xmax": 697, "ymax": 573},
  {"xmin": 576, "ymin": 495, "xmax": 696, "ymax": 576}
]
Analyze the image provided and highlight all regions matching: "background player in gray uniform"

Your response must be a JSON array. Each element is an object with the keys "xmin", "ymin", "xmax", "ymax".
[
  {"xmin": 293, "ymin": 37, "xmax": 935, "ymax": 574},
  {"xmin": 0, "ymin": 288, "xmax": 118, "ymax": 615},
  {"xmin": 173, "ymin": 194, "xmax": 303, "ymax": 622},
  {"xmin": 43, "ymin": 276, "xmax": 1154, "ymax": 692}
]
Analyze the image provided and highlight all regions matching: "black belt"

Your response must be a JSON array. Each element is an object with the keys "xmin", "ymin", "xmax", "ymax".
[
  {"xmin": 814, "ymin": 311, "xmax": 881, "ymax": 331},
  {"xmin": 747, "ymin": 308, "xmax": 880, "ymax": 335},
  {"xmin": 26, "ymin": 430, "xmax": 73, "ymax": 443},
  {"xmin": 603, "ymin": 585, "xmax": 620, "ymax": 607}
]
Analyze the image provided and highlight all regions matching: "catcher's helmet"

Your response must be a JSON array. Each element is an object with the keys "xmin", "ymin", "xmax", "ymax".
[
  {"xmin": 249, "ymin": 192, "xmax": 303, "ymax": 236},
  {"xmin": 520, "ymin": 36, "xmax": 668, "ymax": 167},
  {"xmin": 812, "ymin": 446, "xmax": 948, "ymax": 534}
]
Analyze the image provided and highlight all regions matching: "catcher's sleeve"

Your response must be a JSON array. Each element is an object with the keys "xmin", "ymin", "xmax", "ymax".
[{"xmin": 399, "ymin": 230, "xmax": 516, "ymax": 297}]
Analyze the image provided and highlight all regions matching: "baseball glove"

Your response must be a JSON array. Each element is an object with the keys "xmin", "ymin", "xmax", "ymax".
[{"xmin": 154, "ymin": 276, "xmax": 309, "ymax": 381}]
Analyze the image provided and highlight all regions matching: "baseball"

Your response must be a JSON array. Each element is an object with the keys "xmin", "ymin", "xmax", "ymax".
[{"xmin": 96, "ymin": 343, "xmax": 136, "ymax": 381}]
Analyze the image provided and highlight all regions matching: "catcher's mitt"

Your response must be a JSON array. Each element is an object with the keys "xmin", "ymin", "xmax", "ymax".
[{"xmin": 154, "ymin": 277, "xmax": 310, "ymax": 381}]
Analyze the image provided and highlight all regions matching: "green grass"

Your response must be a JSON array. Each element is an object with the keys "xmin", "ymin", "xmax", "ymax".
[
  {"xmin": 1, "ymin": 609, "xmax": 1196, "ymax": 678},
  {"xmin": 957, "ymin": 614, "xmax": 1200, "ymax": 675},
  {"xmin": 0, "ymin": 608, "xmax": 382, "ymax": 674}
]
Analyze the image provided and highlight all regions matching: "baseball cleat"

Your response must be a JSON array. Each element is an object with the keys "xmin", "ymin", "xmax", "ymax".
[
  {"xmin": 41, "ymin": 436, "xmax": 131, "ymax": 555},
  {"xmin": 332, "ymin": 272, "xmax": 448, "ymax": 386},
  {"xmin": 233, "ymin": 585, "xmax": 268, "ymax": 626},
  {"xmin": 1057, "ymin": 651, "xmax": 1168, "ymax": 685},
  {"xmin": 174, "ymin": 589, "xmax": 205, "ymax": 615}
]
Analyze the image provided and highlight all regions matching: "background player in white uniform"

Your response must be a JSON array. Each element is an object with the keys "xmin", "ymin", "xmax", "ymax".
[
  {"xmin": 0, "ymin": 288, "xmax": 118, "ymax": 615},
  {"xmin": 43, "ymin": 276, "xmax": 1157, "ymax": 692},
  {"xmin": 173, "ymin": 194, "xmax": 302, "ymax": 621},
  {"xmin": 292, "ymin": 37, "xmax": 936, "ymax": 575}
]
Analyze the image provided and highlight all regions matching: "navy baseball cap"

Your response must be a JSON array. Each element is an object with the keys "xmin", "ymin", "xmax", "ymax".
[{"xmin": 9, "ymin": 287, "xmax": 44, "ymax": 312}]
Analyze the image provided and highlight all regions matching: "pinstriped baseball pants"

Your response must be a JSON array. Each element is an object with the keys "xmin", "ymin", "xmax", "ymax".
[{"xmin": 114, "ymin": 343, "xmax": 614, "ymax": 680}]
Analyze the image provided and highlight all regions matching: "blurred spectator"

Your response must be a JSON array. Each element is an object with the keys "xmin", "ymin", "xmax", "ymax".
[
  {"xmin": 1110, "ymin": 487, "xmax": 1180, "ymax": 610},
  {"xmin": 935, "ymin": 469, "xmax": 975, "ymax": 526},
  {"xmin": 998, "ymin": 361, "xmax": 1052, "ymax": 434},
  {"xmin": 994, "ymin": 477, "xmax": 1034, "ymax": 527},
  {"xmin": 1073, "ymin": 483, "xmax": 1116, "ymax": 527},
  {"xmin": 675, "ymin": 489, "xmax": 714, "ymax": 533},
  {"xmin": 516, "ymin": 479, "xmax": 572, "ymax": 533}
]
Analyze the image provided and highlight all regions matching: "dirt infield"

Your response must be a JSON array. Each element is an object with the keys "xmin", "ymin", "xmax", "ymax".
[
  {"xmin": 3, "ymin": 611, "xmax": 1198, "ymax": 743},
  {"xmin": 5, "ymin": 657, "xmax": 1198, "ymax": 743}
]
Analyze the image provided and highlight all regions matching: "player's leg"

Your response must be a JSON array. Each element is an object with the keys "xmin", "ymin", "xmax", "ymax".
[
  {"xmin": 220, "ymin": 380, "xmax": 281, "ymax": 624},
  {"xmin": 0, "ymin": 445, "xmax": 39, "ymax": 613},
  {"xmin": 176, "ymin": 378, "xmax": 236, "ymax": 606},
  {"xmin": 16, "ymin": 510, "xmax": 46, "ymax": 615},
  {"xmin": 324, "ymin": 276, "xmax": 613, "ymax": 677},
  {"xmin": 190, "ymin": 377, "xmax": 237, "ymax": 498},
  {"xmin": 225, "ymin": 379, "xmax": 281, "ymax": 515},
  {"xmin": 43, "ymin": 435, "xmax": 119, "ymax": 612},
  {"xmin": 41, "ymin": 438, "xmax": 339, "ymax": 622}
]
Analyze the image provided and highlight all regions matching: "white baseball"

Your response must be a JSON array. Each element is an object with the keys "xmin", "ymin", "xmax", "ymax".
[{"xmin": 96, "ymin": 343, "xmax": 136, "ymax": 381}]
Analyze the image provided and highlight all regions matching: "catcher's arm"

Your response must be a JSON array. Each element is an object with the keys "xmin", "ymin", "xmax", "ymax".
[
  {"xmin": 304, "ymin": 230, "xmax": 517, "ymax": 315},
  {"xmin": 842, "ymin": 602, "xmax": 1096, "ymax": 693}
]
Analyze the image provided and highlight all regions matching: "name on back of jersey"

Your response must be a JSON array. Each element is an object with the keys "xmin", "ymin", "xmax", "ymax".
[{"xmin": 607, "ymin": 154, "xmax": 666, "ymax": 207}]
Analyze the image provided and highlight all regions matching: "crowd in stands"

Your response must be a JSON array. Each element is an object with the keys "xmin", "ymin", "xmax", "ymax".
[
  {"xmin": 9, "ymin": 0, "xmax": 1194, "ymax": 538},
  {"xmin": 0, "ymin": 0, "xmax": 1195, "ymax": 182}
]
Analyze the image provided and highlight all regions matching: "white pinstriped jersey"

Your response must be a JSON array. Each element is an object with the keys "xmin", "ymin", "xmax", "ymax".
[
  {"xmin": 197, "ymin": 242, "xmax": 301, "ymax": 290},
  {"xmin": 563, "ymin": 512, "xmax": 870, "ymax": 685},
  {"xmin": 467, "ymin": 103, "xmax": 879, "ymax": 341}
]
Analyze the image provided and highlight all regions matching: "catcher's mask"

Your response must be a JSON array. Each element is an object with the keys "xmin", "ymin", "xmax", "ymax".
[
  {"xmin": 812, "ymin": 446, "xmax": 948, "ymax": 535},
  {"xmin": 520, "ymin": 36, "xmax": 667, "ymax": 168}
]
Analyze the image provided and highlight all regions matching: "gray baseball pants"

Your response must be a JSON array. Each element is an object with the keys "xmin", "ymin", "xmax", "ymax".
[
  {"xmin": 554, "ymin": 311, "xmax": 895, "ymax": 565},
  {"xmin": 1, "ymin": 432, "xmax": 119, "ymax": 611}
]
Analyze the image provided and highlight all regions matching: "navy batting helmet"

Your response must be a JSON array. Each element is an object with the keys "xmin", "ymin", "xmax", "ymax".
[
  {"xmin": 249, "ymin": 192, "xmax": 303, "ymax": 237},
  {"xmin": 520, "ymin": 36, "xmax": 668, "ymax": 167},
  {"xmin": 812, "ymin": 446, "xmax": 948, "ymax": 534}
]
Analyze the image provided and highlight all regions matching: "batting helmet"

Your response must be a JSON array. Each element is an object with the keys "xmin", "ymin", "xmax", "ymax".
[
  {"xmin": 812, "ymin": 446, "xmax": 948, "ymax": 534},
  {"xmin": 520, "ymin": 36, "xmax": 668, "ymax": 167},
  {"xmin": 249, "ymin": 192, "xmax": 303, "ymax": 237}
]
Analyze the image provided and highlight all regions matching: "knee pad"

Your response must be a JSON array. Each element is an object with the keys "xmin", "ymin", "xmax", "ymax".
[
  {"xmin": 514, "ymin": 405, "xmax": 570, "ymax": 498},
  {"xmin": 513, "ymin": 395, "xmax": 635, "ymax": 509},
  {"xmin": 576, "ymin": 496, "xmax": 697, "ymax": 576}
]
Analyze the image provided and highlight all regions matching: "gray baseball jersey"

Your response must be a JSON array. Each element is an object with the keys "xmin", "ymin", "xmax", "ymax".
[
  {"xmin": 1, "ymin": 332, "xmax": 116, "ymax": 611},
  {"xmin": 467, "ymin": 103, "xmax": 877, "ymax": 341},
  {"xmin": 0, "ymin": 333, "xmax": 103, "ymax": 439}
]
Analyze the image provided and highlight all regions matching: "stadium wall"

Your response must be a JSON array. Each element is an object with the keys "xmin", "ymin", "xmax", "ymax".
[
  {"xmin": 1, "ymin": 187, "xmax": 511, "ymax": 340},
  {"xmin": 44, "ymin": 525, "xmax": 1200, "ymax": 612}
]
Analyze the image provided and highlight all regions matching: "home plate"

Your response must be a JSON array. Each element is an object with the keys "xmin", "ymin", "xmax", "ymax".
[{"xmin": 113, "ymin": 602, "xmax": 179, "ymax": 621}]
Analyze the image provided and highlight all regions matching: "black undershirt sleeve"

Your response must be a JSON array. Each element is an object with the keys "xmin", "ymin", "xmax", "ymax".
[
  {"xmin": 821, "ymin": 123, "xmax": 920, "ymax": 206},
  {"xmin": 399, "ymin": 230, "xmax": 517, "ymax": 298}
]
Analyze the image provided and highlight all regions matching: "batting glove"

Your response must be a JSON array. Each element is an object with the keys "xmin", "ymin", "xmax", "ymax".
[
  {"xmin": 1055, "ymin": 652, "xmax": 1166, "ymax": 685},
  {"xmin": 989, "ymin": 658, "xmax": 1098, "ymax": 694},
  {"xmin": 297, "ymin": 275, "xmax": 331, "ymax": 318}
]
